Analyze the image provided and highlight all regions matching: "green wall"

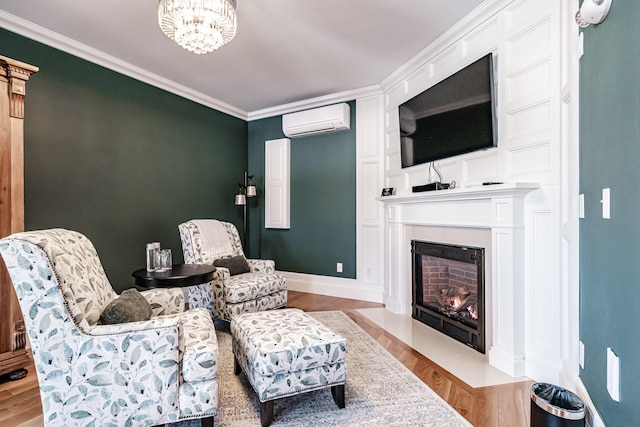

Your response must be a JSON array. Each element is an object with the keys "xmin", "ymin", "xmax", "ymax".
[
  {"xmin": 248, "ymin": 102, "xmax": 357, "ymax": 278},
  {"xmin": 579, "ymin": 2, "xmax": 640, "ymax": 424},
  {"xmin": 1, "ymin": 29, "xmax": 248, "ymax": 292}
]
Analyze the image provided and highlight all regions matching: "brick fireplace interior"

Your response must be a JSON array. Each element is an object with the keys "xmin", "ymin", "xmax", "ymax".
[{"xmin": 412, "ymin": 240, "xmax": 485, "ymax": 353}]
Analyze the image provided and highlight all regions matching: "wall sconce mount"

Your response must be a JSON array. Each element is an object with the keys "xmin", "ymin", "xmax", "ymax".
[{"xmin": 575, "ymin": 0, "xmax": 612, "ymax": 28}]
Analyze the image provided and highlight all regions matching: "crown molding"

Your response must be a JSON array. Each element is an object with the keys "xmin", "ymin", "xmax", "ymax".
[
  {"xmin": 0, "ymin": 10, "xmax": 249, "ymax": 120},
  {"xmin": 247, "ymin": 84, "xmax": 382, "ymax": 121},
  {"xmin": 380, "ymin": 0, "xmax": 508, "ymax": 92},
  {"xmin": 0, "ymin": 1, "xmax": 507, "ymax": 122}
]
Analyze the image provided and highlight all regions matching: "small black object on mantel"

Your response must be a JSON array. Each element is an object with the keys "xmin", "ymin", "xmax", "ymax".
[
  {"xmin": 482, "ymin": 182, "xmax": 503, "ymax": 186},
  {"xmin": 412, "ymin": 182, "xmax": 450, "ymax": 193},
  {"xmin": 381, "ymin": 187, "xmax": 396, "ymax": 196}
]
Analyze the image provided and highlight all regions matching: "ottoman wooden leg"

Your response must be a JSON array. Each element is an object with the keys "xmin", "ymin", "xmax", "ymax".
[
  {"xmin": 260, "ymin": 400, "xmax": 274, "ymax": 427},
  {"xmin": 234, "ymin": 356, "xmax": 241, "ymax": 375},
  {"xmin": 201, "ymin": 415, "xmax": 214, "ymax": 427},
  {"xmin": 331, "ymin": 384, "xmax": 345, "ymax": 408}
]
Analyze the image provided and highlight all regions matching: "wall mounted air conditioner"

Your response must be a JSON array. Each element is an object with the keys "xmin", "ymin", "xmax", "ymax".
[{"xmin": 282, "ymin": 103, "xmax": 350, "ymax": 138}]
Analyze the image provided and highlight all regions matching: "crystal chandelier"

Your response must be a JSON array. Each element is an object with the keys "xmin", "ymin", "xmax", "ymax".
[{"xmin": 158, "ymin": 0, "xmax": 237, "ymax": 54}]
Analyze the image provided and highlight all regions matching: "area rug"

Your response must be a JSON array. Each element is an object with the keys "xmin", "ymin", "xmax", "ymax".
[{"xmin": 171, "ymin": 311, "xmax": 471, "ymax": 426}]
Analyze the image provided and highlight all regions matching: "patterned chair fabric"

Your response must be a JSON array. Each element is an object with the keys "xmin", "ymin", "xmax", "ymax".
[
  {"xmin": 0, "ymin": 229, "xmax": 218, "ymax": 427},
  {"xmin": 231, "ymin": 308, "xmax": 347, "ymax": 401},
  {"xmin": 178, "ymin": 220, "xmax": 287, "ymax": 321}
]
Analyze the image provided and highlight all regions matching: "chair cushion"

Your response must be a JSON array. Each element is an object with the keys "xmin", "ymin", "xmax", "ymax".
[
  {"xmin": 100, "ymin": 289, "xmax": 152, "ymax": 324},
  {"xmin": 214, "ymin": 255, "xmax": 251, "ymax": 276},
  {"xmin": 224, "ymin": 272, "xmax": 287, "ymax": 304}
]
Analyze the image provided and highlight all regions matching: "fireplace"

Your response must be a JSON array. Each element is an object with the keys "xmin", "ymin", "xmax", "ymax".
[
  {"xmin": 382, "ymin": 184, "xmax": 538, "ymax": 376},
  {"xmin": 412, "ymin": 240, "xmax": 485, "ymax": 353}
]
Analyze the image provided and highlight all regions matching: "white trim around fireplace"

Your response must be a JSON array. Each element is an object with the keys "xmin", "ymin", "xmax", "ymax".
[{"xmin": 379, "ymin": 182, "xmax": 538, "ymax": 377}]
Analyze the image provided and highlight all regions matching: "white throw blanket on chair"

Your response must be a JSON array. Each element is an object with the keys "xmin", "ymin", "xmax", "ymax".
[{"xmin": 192, "ymin": 219, "xmax": 233, "ymax": 262}]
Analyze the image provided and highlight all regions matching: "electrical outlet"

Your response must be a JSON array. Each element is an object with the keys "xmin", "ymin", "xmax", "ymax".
[
  {"xmin": 607, "ymin": 347, "xmax": 620, "ymax": 401},
  {"xmin": 336, "ymin": 263, "xmax": 343, "ymax": 273}
]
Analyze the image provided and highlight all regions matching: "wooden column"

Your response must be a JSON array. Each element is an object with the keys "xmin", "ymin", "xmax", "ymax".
[{"xmin": 0, "ymin": 55, "xmax": 38, "ymax": 379}]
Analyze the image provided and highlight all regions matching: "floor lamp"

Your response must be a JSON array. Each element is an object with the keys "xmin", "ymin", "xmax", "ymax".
[{"xmin": 235, "ymin": 171, "xmax": 256, "ymax": 252}]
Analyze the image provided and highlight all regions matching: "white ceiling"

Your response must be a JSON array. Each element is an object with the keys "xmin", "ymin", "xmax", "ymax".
[{"xmin": 0, "ymin": 0, "xmax": 485, "ymax": 119}]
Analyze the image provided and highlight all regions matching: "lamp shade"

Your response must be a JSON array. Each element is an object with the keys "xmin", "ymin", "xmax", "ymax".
[
  {"xmin": 235, "ymin": 193, "xmax": 246, "ymax": 206},
  {"xmin": 246, "ymin": 184, "xmax": 257, "ymax": 197}
]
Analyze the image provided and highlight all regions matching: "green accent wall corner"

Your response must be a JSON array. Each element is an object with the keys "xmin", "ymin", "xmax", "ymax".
[
  {"xmin": 579, "ymin": 2, "xmax": 640, "ymax": 424},
  {"xmin": 248, "ymin": 102, "xmax": 357, "ymax": 278},
  {"xmin": 1, "ymin": 29, "xmax": 248, "ymax": 291}
]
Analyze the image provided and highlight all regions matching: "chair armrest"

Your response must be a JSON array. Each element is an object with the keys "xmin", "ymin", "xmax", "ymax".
[
  {"xmin": 247, "ymin": 259, "xmax": 275, "ymax": 273},
  {"xmin": 213, "ymin": 267, "xmax": 231, "ymax": 280},
  {"xmin": 88, "ymin": 315, "xmax": 179, "ymax": 336},
  {"xmin": 177, "ymin": 308, "xmax": 218, "ymax": 383},
  {"xmin": 140, "ymin": 287, "xmax": 185, "ymax": 316},
  {"xmin": 74, "ymin": 318, "xmax": 181, "ymax": 422}
]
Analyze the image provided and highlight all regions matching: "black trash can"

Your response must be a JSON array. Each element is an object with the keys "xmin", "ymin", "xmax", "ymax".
[{"xmin": 530, "ymin": 383, "xmax": 585, "ymax": 427}]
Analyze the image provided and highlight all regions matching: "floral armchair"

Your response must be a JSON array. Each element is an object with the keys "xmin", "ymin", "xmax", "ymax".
[
  {"xmin": 179, "ymin": 220, "xmax": 287, "ymax": 321},
  {"xmin": 0, "ymin": 229, "xmax": 218, "ymax": 427}
]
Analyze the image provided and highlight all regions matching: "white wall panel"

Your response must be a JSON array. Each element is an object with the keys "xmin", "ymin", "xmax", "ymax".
[
  {"xmin": 362, "ymin": 162, "xmax": 380, "ymax": 221},
  {"xmin": 386, "ymin": 172, "xmax": 404, "ymax": 190},
  {"xmin": 357, "ymin": 95, "xmax": 385, "ymax": 300},
  {"xmin": 530, "ymin": 210, "xmax": 556, "ymax": 353},
  {"xmin": 507, "ymin": 142, "xmax": 553, "ymax": 176},
  {"xmin": 430, "ymin": 46, "xmax": 460, "ymax": 82},
  {"xmin": 461, "ymin": 19, "xmax": 499, "ymax": 58},
  {"xmin": 359, "ymin": 97, "xmax": 381, "ymax": 158},
  {"xmin": 362, "ymin": 225, "xmax": 380, "ymax": 283},
  {"xmin": 385, "ymin": 109, "xmax": 399, "ymax": 135},
  {"xmin": 386, "ymin": 151, "xmax": 400, "ymax": 173},
  {"xmin": 506, "ymin": 100, "xmax": 551, "ymax": 142},
  {"xmin": 385, "ymin": 84, "xmax": 406, "ymax": 109},
  {"xmin": 384, "ymin": 222, "xmax": 404, "ymax": 313},
  {"xmin": 505, "ymin": 0, "xmax": 551, "ymax": 33},
  {"xmin": 506, "ymin": 19, "xmax": 551, "ymax": 68},
  {"xmin": 404, "ymin": 67, "xmax": 429, "ymax": 100},
  {"xmin": 462, "ymin": 151, "xmax": 501, "ymax": 183},
  {"xmin": 384, "ymin": 131, "xmax": 392, "ymax": 152},
  {"xmin": 406, "ymin": 167, "xmax": 428, "ymax": 188},
  {"xmin": 265, "ymin": 138, "xmax": 290, "ymax": 229},
  {"xmin": 438, "ymin": 161, "xmax": 459, "ymax": 184},
  {"xmin": 506, "ymin": 59, "xmax": 552, "ymax": 104}
]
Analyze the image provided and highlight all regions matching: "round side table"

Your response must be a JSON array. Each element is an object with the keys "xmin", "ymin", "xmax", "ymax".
[{"xmin": 133, "ymin": 264, "xmax": 216, "ymax": 312}]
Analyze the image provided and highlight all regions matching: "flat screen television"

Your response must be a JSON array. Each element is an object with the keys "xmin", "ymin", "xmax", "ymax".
[{"xmin": 399, "ymin": 53, "xmax": 496, "ymax": 168}]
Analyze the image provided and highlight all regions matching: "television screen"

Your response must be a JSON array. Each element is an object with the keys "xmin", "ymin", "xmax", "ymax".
[{"xmin": 399, "ymin": 53, "xmax": 496, "ymax": 168}]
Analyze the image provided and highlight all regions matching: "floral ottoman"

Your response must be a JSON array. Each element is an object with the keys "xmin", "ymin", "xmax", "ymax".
[{"xmin": 230, "ymin": 308, "xmax": 347, "ymax": 427}]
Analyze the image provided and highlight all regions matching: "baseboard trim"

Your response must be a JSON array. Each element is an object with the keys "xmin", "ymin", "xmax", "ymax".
[
  {"xmin": 575, "ymin": 378, "xmax": 605, "ymax": 427},
  {"xmin": 488, "ymin": 347, "xmax": 526, "ymax": 378},
  {"xmin": 281, "ymin": 271, "xmax": 384, "ymax": 304}
]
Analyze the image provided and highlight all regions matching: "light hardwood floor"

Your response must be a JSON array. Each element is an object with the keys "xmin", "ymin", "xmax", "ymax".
[{"xmin": 0, "ymin": 291, "xmax": 533, "ymax": 426}]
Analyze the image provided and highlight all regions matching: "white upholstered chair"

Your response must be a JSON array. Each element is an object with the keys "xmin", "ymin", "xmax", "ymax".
[
  {"xmin": 178, "ymin": 220, "xmax": 287, "ymax": 321},
  {"xmin": 0, "ymin": 229, "xmax": 218, "ymax": 427}
]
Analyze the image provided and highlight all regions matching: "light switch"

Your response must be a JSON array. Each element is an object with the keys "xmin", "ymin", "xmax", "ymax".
[
  {"xmin": 607, "ymin": 347, "xmax": 620, "ymax": 401},
  {"xmin": 602, "ymin": 188, "xmax": 610, "ymax": 219},
  {"xmin": 579, "ymin": 194, "xmax": 585, "ymax": 218},
  {"xmin": 578, "ymin": 32, "xmax": 584, "ymax": 58}
]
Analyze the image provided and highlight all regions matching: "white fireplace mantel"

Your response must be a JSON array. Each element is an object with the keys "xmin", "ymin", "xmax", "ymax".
[{"xmin": 379, "ymin": 182, "xmax": 539, "ymax": 377}]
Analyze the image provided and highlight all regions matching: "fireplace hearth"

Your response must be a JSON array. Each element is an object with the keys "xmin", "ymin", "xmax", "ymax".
[{"xmin": 412, "ymin": 240, "xmax": 485, "ymax": 353}]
